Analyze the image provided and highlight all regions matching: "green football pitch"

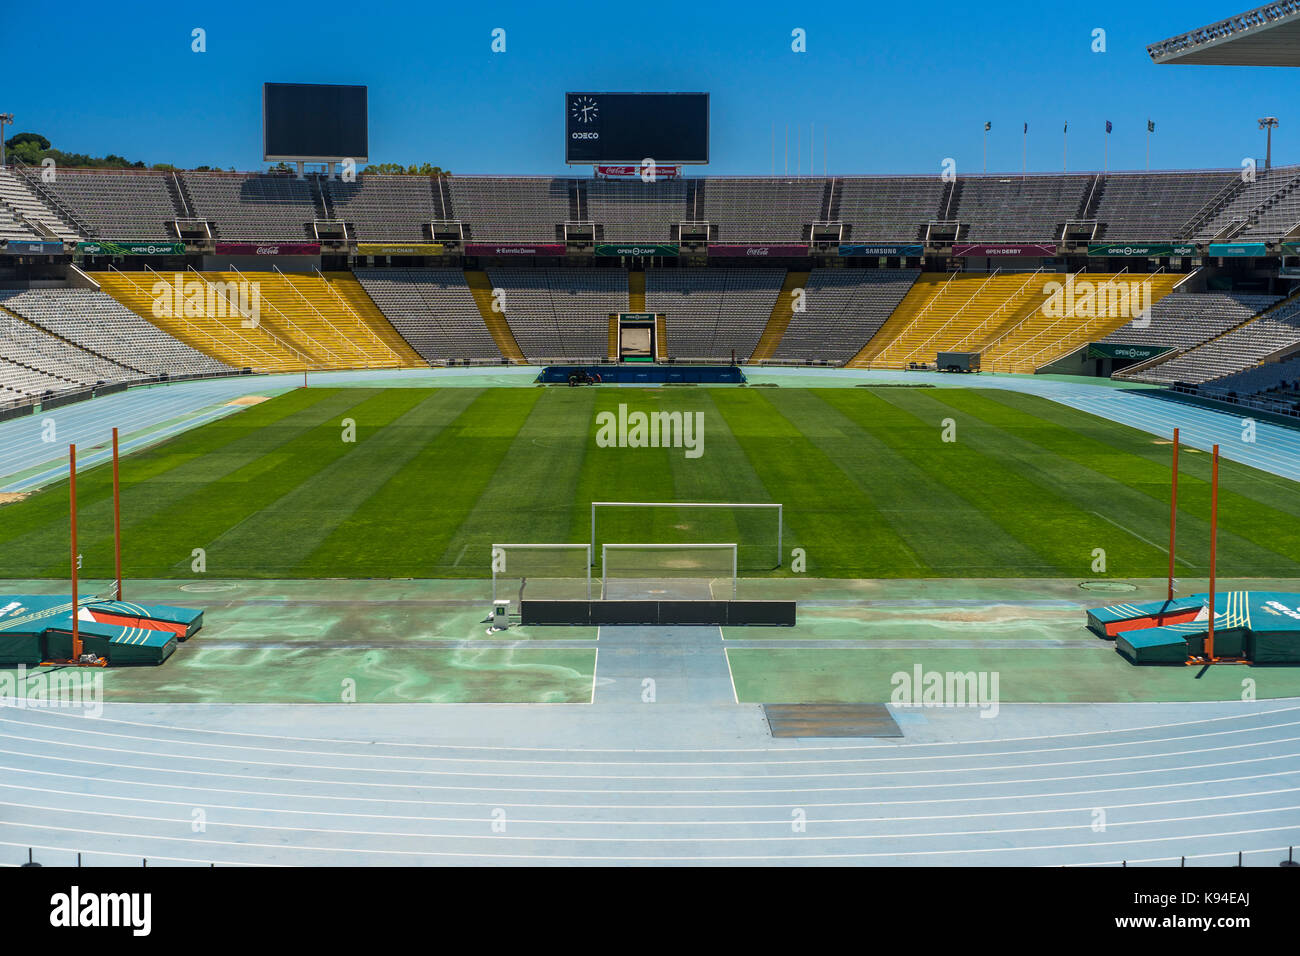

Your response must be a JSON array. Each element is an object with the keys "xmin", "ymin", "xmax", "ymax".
[{"xmin": 2, "ymin": 384, "xmax": 1300, "ymax": 580}]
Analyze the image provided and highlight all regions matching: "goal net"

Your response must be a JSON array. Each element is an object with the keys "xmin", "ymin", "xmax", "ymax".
[
  {"xmin": 601, "ymin": 543, "xmax": 738, "ymax": 600},
  {"xmin": 590, "ymin": 502, "xmax": 782, "ymax": 571},
  {"xmin": 491, "ymin": 544, "xmax": 592, "ymax": 604}
]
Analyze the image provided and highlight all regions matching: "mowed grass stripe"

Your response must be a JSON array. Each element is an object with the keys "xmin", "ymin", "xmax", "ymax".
[
  {"xmin": 975, "ymin": 388, "xmax": 1300, "ymax": 565},
  {"xmin": 300, "ymin": 388, "xmax": 541, "ymax": 577},
  {"xmin": 712, "ymin": 389, "xmax": 925, "ymax": 575},
  {"xmin": 0, "ymin": 386, "xmax": 333, "ymax": 549},
  {"xmin": 0, "ymin": 388, "xmax": 374, "ymax": 578},
  {"xmin": 665, "ymin": 389, "xmax": 785, "ymax": 570},
  {"xmin": 109, "ymin": 389, "xmax": 414, "ymax": 577},
  {"xmin": 573, "ymin": 390, "xmax": 678, "ymax": 560},
  {"xmin": 850, "ymin": 388, "xmax": 1125, "ymax": 576},
  {"xmin": 432, "ymin": 388, "xmax": 597, "ymax": 572},
  {"xmin": 796, "ymin": 389, "xmax": 1050, "ymax": 573},
  {"xmin": 204, "ymin": 390, "xmax": 466, "ymax": 576},
  {"xmin": 925, "ymin": 389, "xmax": 1300, "ymax": 576}
]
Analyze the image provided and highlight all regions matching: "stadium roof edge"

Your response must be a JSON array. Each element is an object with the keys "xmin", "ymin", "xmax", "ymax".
[{"xmin": 1148, "ymin": 1, "xmax": 1300, "ymax": 65}]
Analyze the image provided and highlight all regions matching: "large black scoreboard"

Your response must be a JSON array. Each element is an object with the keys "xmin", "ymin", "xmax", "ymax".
[{"xmin": 565, "ymin": 92, "xmax": 709, "ymax": 165}]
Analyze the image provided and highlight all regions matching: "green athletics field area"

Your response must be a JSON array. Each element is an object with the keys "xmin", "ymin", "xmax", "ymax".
[{"xmin": 2, "ymin": 384, "xmax": 1300, "ymax": 580}]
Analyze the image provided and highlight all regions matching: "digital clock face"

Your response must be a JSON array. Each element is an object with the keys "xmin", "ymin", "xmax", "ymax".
[{"xmin": 571, "ymin": 96, "xmax": 599, "ymax": 124}]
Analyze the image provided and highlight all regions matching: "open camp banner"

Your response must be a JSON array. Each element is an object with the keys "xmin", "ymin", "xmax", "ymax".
[
  {"xmin": 1088, "ymin": 243, "xmax": 1197, "ymax": 257},
  {"xmin": 594, "ymin": 243, "xmax": 680, "ymax": 257},
  {"xmin": 76, "ymin": 240, "xmax": 186, "ymax": 256}
]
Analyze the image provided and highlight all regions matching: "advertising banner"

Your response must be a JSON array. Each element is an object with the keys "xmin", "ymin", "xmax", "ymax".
[
  {"xmin": 594, "ymin": 243, "xmax": 679, "ymax": 257},
  {"xmin": 1086, "ymin": 343, "xmax": 1173, "ymax": 361},
  {"xmin": 953, "ymin": 243, "xmax": 1056, "ymax": 257},
  {"xmin": 1207, "ymin": 242, "xmax": 1268, "ymax": 258},
  {"xmin": 707, "ymin": 244, "xmax": 808, "ymax": 258},
  {"xmin": 213, "ymin": 242, "xmax": 321, "ymax": 255},
  {"xmin": 4, "ymin": 241, "xmax": 65, "ymax": 254},
  {"xmin": 464, "ymin": 243, "xmax": 567, "ymax": 257},
  {"xmin": 1088, "ymin": 243, "xmax": 1197, "ymax": 257},
  {"xmin": 1283, "ymin": 242, "xmax": 1300, "ymax": 254},
  {"xmin": 356, "ymin": 243, "xmax": 444, "ymax": 256},
  {"xmin": 838, "ymin": 244, "xmax": 924, "ymax": 257},
  {"xmin": 594, "ymin": 165, "xmax": 682, "ymax": 179},
  {"xmin": 76, "ymin": 240, "xmax": 186, "ymax": 256}
]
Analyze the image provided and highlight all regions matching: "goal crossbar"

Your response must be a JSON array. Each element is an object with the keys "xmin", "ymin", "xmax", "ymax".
[{"xmin": 590, "ymin": 501, "xmax": 782, "ymax": 567}]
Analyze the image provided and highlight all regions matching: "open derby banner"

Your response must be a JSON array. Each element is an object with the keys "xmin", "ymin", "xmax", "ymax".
[{"xmin": 953, "ymin": 243, "xmax": 1057, "ymax": 257}]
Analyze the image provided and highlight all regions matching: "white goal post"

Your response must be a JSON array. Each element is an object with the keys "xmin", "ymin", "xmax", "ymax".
[
  {"xmin": 491, "ymin": 543, "xmax": 592, "ymax": 602},
  {"xmin": 590, "ymin": 501, "xmax": 783, "ymax": 568},
  {"xmin": 601, "ymin": 543, "xmax": 738, "ymax": 600}
]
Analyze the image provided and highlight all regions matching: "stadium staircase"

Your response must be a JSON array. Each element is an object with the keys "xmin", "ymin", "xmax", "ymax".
[
  {"xmin": 628, "ymin": 271, "xmax": 646, "ymax": 312},
  {"xmin": 608, "ymin": 316, "xmax": 619, "ymax": 360},
  {"xmin": 655, "ymin": 314, "xmax": 668, "ymax": 361},
  {"xmin": 749, "ymin": 271, "xmax": 808, "ymax": 362},
  {"xmin": 93, "ymin": 269, "xmax": 311, "ymax": 372},
  {"xmin": 313, "ymin": 271, "xmax": 424, "ymax": 366},
  {"xmin": 465, "ymin": 270, "xmax": 524, "ymax": 363}
]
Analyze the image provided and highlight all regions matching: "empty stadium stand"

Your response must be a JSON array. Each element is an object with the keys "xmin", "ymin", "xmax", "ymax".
[
  {"xmin": 1093, "ymin": 170, "xmax": 1239, "ymax": 240},
  {"xmin": 645, "ymin": 268, "xmax": 785, "ymax": 360},
  {"xmin": 954, "ymin": 175, "xmax": 1094, "ymax": 242},
  {"xmin": 27, "ymin": 167, "xmax": 178, "ymax": 239},
  {"xmin": 1194, "ymin": 165, "xmax": 1300, "ymax": 240},
  {"xmin": 586, "ymin": 179, "xmax": 689, "ymax": 242},
  {"xmin": 0, "ymin": 169, "xmax": 80, "ymax": 241},
  {"xmin": 0, "ymin": 306, "xmax": 140, "ymax": 398},
  {"xmin": 324, "ymin": 175, "xmax": 445, "ymax": 241},
  {"xmin": 0, "ymin": 288, "xmax": 230, "ymax": 378},
  {"xmin": 485, "ymin": 268, "xmax": 627, "ymax": 361},
  {"xmin": 769, "ymin": 269, "xmax": 919, "ymax": 364},
  {"xmin": 355, "ymin": 268, "xmax": 506, "ymax": 363},
  {"xmin": 180, "ymin": 172, "xmax": 322, "ymax": 240},
  {"xmin": 832, "ymin": 177, "xmax": 946, "ymax": 241},
  {"xmin": 697, "ymin": 179, "xmax": 825, "ymax": 242},
  {"xmin": 1105, "ymin": 291, "xmax": 1280, "ymax": 352},
  {"xmin": 1127, "ymin": 293, "xmax": 1300, "ymax": 385},
  {"xmin": 448, "ymin": 178, "xmax": 571, "ymax": 242}
]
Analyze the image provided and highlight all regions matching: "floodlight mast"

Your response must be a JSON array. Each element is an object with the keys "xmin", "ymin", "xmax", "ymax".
[
  {"xmin": 1259, "ymin": 117, "xmax": 1279, "ymax": 171},
  {"xmin": 0, "ymin": 113, "xmax": 13, "ymax": 167}
]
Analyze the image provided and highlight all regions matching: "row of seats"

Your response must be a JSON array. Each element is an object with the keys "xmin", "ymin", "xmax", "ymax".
[
  {"xmin": 16, "ymin": 167, "xmax": 1300, "ymax": 242},
  {"xmin": 354, "ymin": 268, "xmax": 503, "ymax": 362},
  {"xmin": 645, "ymin": 269, "xmax": 786, "ymax": 360},
  {"xmin": 1130, "ymin": 296, "xmax": 1300, "ymax": 385},
  {"xmin": 0, "ymin": 307, "xmax": 138, "ymax": 397},
  {"xmin": 0, "ymin": 289, "xmax": 231, "ymax": 378},
  {"xmin": 1105, "ymin": 291, "xmax": 1279, "ymax": 352},
  {"xmin": 771, "ymin": 269, "xmax": 920, "ymax": 363}
]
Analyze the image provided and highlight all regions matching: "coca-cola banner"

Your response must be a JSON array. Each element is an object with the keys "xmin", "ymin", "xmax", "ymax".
[
  {"xmin": 707, "ymin": 244, "xmax": 808, "ymax": 258},
  {"xmin": 213, "ymin": 242, "xmax": 321, "ymax": 255},
  {"xmin": 594, "ymin": 165, "xmax": 681, "ymax": 179},
  {"xmin": 953, "ymin": 243, "xmax": 1056, "ymax": 257},
  {"xmin": 464, "ymin": 243, "xmax": 567, "ymax": 257}
]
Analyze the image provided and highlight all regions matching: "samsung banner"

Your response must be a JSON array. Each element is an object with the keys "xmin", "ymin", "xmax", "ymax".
[
  {"xmin": 213, "ymin": 242, "xmax": 321, "ymax": 256},
  {"xmin": 594, "ymin": 243, "xmax": 679, "ymax": 257},
  {"xmin": 1088, "ymin": 243, "xmax": 1197, "ymax": 257},
  {"xmin": 1207, "ymin": 242, "xmax": 1269, "ymax": 257},
  {"xmin": 707, "ymin": 244, "xmax": 807, "ymax": 258},
  {"xmin": 76, "ymin": 240, "xmax": 186, "ymax": 256},
  {"xmin": 4, "ymin": 241, "xmax": 64, "ymax": 255},
  {"xmin": 953, "ymin": 243, "xmax": 1056, "ymax": 257},
  {"xmin": 838, "ymin": 244, "xmax": 924, "ymax": 257},
  {"xmin": 464, "ymin": 243, "xmax": 567, "ymax": 257}
]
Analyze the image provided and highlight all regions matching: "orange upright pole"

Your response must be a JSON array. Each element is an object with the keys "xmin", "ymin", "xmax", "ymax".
[
  {"xmin": 69, "ymin": 444, "xmax": 81, "ymax": 662},
  {"xmin": 1207, "ymin": 444, "xmax": 1220, "ymax": 661},
  {"xmin": 113, "ymin": 427, "xmax": 122, "ymax": 602},
  {"xmin": 1168, "ymin": 428, "xmax": 1179, "ymax": 603}
]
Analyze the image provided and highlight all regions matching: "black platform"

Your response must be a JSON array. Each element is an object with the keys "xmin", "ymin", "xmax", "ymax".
[{"xmin": 520, "ymin": 599, "xmax": 795, "ymax": 626}]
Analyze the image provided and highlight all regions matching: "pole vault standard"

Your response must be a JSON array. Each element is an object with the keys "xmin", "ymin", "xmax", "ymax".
[
  {"xmin": 1167, "ymin": 428, "xmax": 1179, "ymax": 603},
  {"xmin": 69, "ymin": 443, "xmax": 80, "ymax": 663},
  {"xmin": 113, "ymin": 427, "xmax": 122, "ymax": 602},
  {"xmin": 1207, "ymin": 443, "xmax": 1220, "ymax": 662}
]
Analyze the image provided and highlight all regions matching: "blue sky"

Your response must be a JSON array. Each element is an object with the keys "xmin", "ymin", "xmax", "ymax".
[{"xmin": 5, "ymin": 0, "xmax": 1294, "ymax": 176}]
